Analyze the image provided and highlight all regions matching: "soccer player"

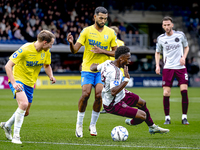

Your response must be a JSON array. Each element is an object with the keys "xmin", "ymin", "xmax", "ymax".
[
  {"xmin": 155, "ymin": 16, "xmax": 190, "ymax": 125},
  {"xmin": 0, "ymin": 30, "xmax": 56, "ymax": 144},
  {"xmin": 90, "ymin": 46, "xmax": 169, "ymax": 134},
  {"xmin": 67, "ymin": 6, "xmax": 117, "ymax": 138},
  {"xmin": 100, "ymin": 25, "xmax": 125, "ymax": 114}
]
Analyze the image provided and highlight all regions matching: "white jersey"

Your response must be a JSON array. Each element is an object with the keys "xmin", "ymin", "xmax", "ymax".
[
  {"xmin": 156, "ymin": 30, "xmax": 188, "ymax": 69},
  {"xmin": 97, "ymin": 60, "xmax": 125, "ymax": 106}
]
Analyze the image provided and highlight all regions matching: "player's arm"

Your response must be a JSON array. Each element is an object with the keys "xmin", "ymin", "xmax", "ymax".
[
  {"xmin": 180, "ymin": 46, "xmax": 189, "ymax": 66},
  {"xmin": 91, "ymin": 45, "xmax": 117, "ymax": 57},
  {"xmin": 155, "ymin": 52, "xmax": 161, "ymax": 75},
  {"xmin": 110, "ymin": 65, "xmax": 130, "ymax": 96},
  {"xmin": 43, "ymin": 64, "xmax": 56, "ymax": 84},
  {"xmin": 67, "ymin": 32, "xmax": 82, "ymax": 54},
  {"xmin": 90, "ymin": 63, "xmax": 98, "ymax": 71},
  {"xmin": 5, "ymin": 60, "xmax": 23, "ymax": 91}
]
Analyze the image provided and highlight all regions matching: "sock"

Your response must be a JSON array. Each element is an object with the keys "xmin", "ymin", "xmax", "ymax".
[
  {"xmin": 130, "ymin": 118, "xmax": 144, "ymax": 125},
  {"xmin": 5, "ymin": 112, "xmax": 16, "ymax": 128},
  {"xmin": 182, "ymin": 114, "xmax": 187, "ymax": 120},
  {"xmin": 76, "ymin": 111, "xmax": 85, "ymax": 125},
  {"xmin": 13, "ymin": 108, "xmax": 26, "ymax": 137},
  {"xmin": 140, "ymin": 103, "xmax": 154, "ymax": 126},
  {"xmin": 165, "ymin": 115, "xmax": 171, "ymax": 120},
  {"xmin": 149, "ymin": 124, "xmax": 156, "ymax": 128},
  {"xmin": 90, "ymin": 110, "xmax": 100, "ymax": 125},
  {"xmin": 181, "ymin": 90, "xmax": 189, "ymax": 115},
  {"xmin": 163, "ymin": 96, "xmax": 170, "ymax": 116}
]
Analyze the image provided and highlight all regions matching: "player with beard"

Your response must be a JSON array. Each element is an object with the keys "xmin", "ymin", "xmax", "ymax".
[
  {"xmin": 155, "ymin": 16, "xmax": 190, "ymax": 125},
  {"xmin": 67, "ymin": 6, "xmax": 117, "ymax": 137}
]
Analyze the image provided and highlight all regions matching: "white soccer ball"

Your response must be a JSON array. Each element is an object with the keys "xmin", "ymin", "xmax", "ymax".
[{"xmin": 111, "ymin": 126, "xmax": 128, "ymax": 141}]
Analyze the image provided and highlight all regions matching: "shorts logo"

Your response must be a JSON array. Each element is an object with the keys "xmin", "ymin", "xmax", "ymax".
[
  {"xmin": 113, "ymin": 80, "xmax": 119, "ymax": 86},
  {"xmin": 13, "ymin": 52, "xmax": 18, "ymax": 58},
  {"xmin": 175, "ymin": 38, "xmax": 179, "ymax": 42},
  {"xmin": 162, "ymin": 81, "xmax": 165, "ymax": 85},
  {"xmin": 122, "ymin": 103, "xmax": 128, "ymax": 108}
]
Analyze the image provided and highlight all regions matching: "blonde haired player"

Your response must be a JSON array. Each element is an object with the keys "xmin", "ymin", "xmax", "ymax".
[{"xmin": 1, "ymin": 30, "xmax": 56, "ymax": 144}]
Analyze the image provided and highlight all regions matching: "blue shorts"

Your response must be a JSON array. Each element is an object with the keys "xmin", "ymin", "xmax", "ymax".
[
  {"xmin": 81, "ymin": 71, "xmax": 103, "ymax": 86},
  {"xmin": 9, "ymin": 81, "xmax": 34, "ymax": 103}
]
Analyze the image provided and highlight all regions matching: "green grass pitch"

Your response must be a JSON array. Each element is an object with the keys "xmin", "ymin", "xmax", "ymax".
[{"xmin": 0, "ymin": 87, "xmax": 200, "ymax": 150}]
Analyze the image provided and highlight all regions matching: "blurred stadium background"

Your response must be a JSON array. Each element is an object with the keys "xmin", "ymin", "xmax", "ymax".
[{"xmin": 0, "ymin": 0, "xmax": 200, "ymax": 89}]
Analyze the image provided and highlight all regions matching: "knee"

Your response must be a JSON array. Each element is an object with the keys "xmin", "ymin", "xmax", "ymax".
[
  {"xmin": 95, "ymin": 92, "xmax": 102, "ymax": 101},
  {"xmin": 20, "ymin": 101, "xmax": 29, "ymax": 110},
  {"xmin": 137, "ymin": 109, "xmax": 146, "ymax": 120},
  {"xmin": 82, "ymin": 91, "xmax": 91, "ymax": 100},
  {"xmin": 137, "ymin": 98, "xmax": 146, "ymax": 108},
  {"xmin": 163, "ymin": 90, "xmax": 171, "ymax": 96},
  {"xmin": 140, "ymin": 111, "xmax": 146, "ymax": 120}
]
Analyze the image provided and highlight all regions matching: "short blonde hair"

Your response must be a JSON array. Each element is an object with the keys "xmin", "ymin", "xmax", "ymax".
[
  {"xmin": 37, "ymin": 30, "xmax": 55, "ymax": 43},
  {"xmin": 110, "ymin": 26, "xmax": 119, "ymax": 34}
]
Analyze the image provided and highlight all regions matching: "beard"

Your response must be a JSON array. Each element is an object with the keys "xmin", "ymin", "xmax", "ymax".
[
  {"xmin": 96, "ymin": 21, "xmax": 104, "ymax": 28},
  {"xmin": 166, "ymin": 28, "xmax": 172, "ymax": 34}
]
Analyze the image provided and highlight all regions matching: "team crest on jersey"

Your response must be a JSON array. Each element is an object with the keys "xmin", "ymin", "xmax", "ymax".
[
  {"xmin": 113, "ymin": 80, "xmax": 119, "ymax": 86},
  {"xmin": 175, "ymin": 37, "xmax": 179, "ymax": 42},
  {"xmin": 41, "ymin": 53, "xmax": 45, "ymax": 60},
  {"xmin": 13, "ymin": 52, "xmax": 18, "ymax": 58},
  {"xmin": 104, "ymin": 35, "xmax": 108, "ymax": 41}
]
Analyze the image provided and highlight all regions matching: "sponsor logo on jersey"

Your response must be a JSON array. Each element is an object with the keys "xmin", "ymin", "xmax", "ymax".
[
  {"xmin": 26, "ymin": 61, "xmax": 44, "ymax": 66},
  {"xmin": 166, "ymin": 44, "xmax": 180, "ymax": 51},
  {"xmin": 88, "ymin": 39, "xmax": 108, "ymax": 49},
  {"xmin": 113, "ymin": 80, "xmax": 119, "ymax": 86}
]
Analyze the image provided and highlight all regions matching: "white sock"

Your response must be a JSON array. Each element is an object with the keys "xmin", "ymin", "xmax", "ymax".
[
  {"xmin": 90, "ymin": 110, "xmax": 100, "ymax": 125},
  {"xmin": 165, "ymin": 115, "xmax": 171, "ymax": 120},
  {"xmin": 76, "ymin": 111, "xmax": 85, "ymax": 125},
  {"xmin": 13, "ymin": 108, "xmax": 26, "ymax": 137},
  {"xmin": 5, "ymin": 112, "xmax": 16, "ymax": 128},
  {"xmin": 182, "ymin": 114, "xmax": 187, "ymax": 120}
]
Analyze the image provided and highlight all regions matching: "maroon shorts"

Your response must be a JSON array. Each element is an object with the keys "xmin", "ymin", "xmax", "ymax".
[
  {"xmin": 103, "ymin": 89, "xmax": 139, "ymax": 118},
  {"xmin": 162, "ymin": 68, "xmax": 188, "ymax": 87}
]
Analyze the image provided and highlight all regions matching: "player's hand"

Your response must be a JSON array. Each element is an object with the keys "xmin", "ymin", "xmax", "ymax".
[
  {"xmin": 90, "ymin": 63, "xmax": 99, "ymax": 71},
  {"xmin": 124, "ymin": 65, "xmax": 130, "ymax": 79},
  {"xmin": 67, "ymin": 32, "xmax": 74, "ymax": 44},
  {"xmin": 50, "ymin": 76, "xmax": 56, "ymax": 84},
  {"xmin": 155, "ymin": 66, "xmax": 161, "ymax": 75},
  {"xmin": 91, "ymin": 45, "xmax": 103, "ymax": 54},
  {"xmin": 13, "ymin": 82, "xmax": 23, "ymax": 92},
  {"xmin": 180, "ymin": 57, "xmax": 185, "ymax": 66}
]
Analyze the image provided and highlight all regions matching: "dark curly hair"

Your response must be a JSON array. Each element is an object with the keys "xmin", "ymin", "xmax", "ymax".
[{"xmin": 115, "ymin": 46, "xmax": 130, "ymax": 59}]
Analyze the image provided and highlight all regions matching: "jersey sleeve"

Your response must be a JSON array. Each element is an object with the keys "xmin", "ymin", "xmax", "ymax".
[
  {"xmin": 181, "ymin": 33, "xmax": 188, "ymax": 47},
  {"xmin": 110, "ymin": 30, "xmax": 118, "ymax": 48},
  {"xmin": 77, "ymin": 28, "xmax": 87, "ymax": 46},
  {"xmin": 44, "ymin": 50, "xmax": 51, "ymax": 65},
  {"xmin": 9, "ymin": 48, "xmax": 25, "ymax": 64},
  {"xmin": 156, "ymin": 38, "xmax": 163, "ymax": 52}
]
